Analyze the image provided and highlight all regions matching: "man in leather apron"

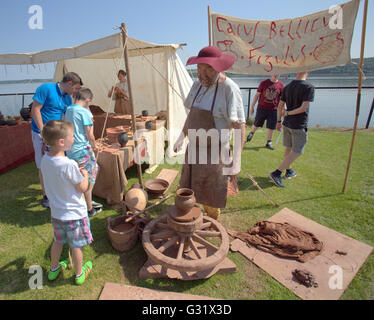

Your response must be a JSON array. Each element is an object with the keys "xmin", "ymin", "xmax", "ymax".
[{"xmin": 174, "ymin": 46, "xmax": 246, "ymax": 222}]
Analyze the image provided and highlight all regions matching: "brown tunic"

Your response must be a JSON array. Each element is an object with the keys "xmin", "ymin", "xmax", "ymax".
[{"xmin": 114, "ymin": 96, "xmax": 131, "ymax": 115}]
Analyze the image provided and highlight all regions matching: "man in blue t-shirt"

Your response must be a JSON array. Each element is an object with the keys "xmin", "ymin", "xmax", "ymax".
[{"xmin": 31, "ymin": 72, "xmax": 83, "ymax": 207}]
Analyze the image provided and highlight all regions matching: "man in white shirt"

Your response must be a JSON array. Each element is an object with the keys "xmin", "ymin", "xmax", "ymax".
[{"xmin": 174, "ymin": 46, "xmax": 246, "ymax": 221}]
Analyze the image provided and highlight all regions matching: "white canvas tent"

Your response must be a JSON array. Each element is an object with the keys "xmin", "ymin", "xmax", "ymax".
[{"xmin": 0, "ymin": 32, "xmax": 193, "ymax": 157}]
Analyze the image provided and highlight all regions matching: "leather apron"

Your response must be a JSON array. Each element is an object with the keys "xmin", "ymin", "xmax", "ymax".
[{"xmin": 179, "ymin": 82, "xmax": 228, "ymax": 208}]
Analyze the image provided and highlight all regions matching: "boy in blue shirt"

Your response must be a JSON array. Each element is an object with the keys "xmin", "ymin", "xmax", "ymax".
[
  {"xmin": 65, "ymin": 87, "xmax": 103, "ymax": 217},
  {"xmin": 31, "ymin": 72, "xmax": 83, "ymax": 208}
]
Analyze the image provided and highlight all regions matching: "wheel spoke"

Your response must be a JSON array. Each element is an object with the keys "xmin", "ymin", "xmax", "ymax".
[
  {"xmin": 199, "ymin": 222, "xmax": 212, "ymax": 230},
  {"xmin": 192, "ymin": 234, "xmax": 218, "ymax": 251},
  {"xmin": 158, "ymin": 235, "xmax": 179, "ymax": 253},
  {"xmin": 189, "ymin": 237, "xmax": 202, "ymax": 259},
  {"xmin": 176, "ymin": 236, "xmax": 186, "ymax": 260}
]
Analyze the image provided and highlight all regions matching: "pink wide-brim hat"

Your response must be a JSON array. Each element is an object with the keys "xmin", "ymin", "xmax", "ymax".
[{"xmin": 186, "ymin": 46, "xmax": 235, "ymax": 72}]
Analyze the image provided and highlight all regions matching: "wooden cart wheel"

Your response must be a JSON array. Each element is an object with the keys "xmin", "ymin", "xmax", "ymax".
[{"xmin": 142, "ymin": 213, "xmax": 229, "ymax": 272}]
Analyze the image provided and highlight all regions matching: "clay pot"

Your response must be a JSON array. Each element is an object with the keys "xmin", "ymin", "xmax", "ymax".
[
  {"xmin": 142, "ymin": 110, "xmax": 148, "ymax": 117},
  {"xmin": 20, "ymin": 106, "xmax": 32, "ymax": 121},
  {"xmin": 145, "ymin": 121, "xmax": 154, "ymax": 130},
  {"xmin": 106, "ymin": 127, "xmax": 126, "ymax": 144},
  {"xmin": 6, "ymin": 120, "xmax": 17, "ymax": 126},
  {"xmin": 124, "ymin": 184, "xmax": 148, "ymax": 212},
  {"xmin": 175, "ymin": 188, "xmax": 196, "ymax": 213},
  {"xmin": 107, "ymin": 215, "xmax": 139, "ymax": 252},
  {"xmin": 118, "ymin": 132, "xmax": 129, "ymax": 147}
]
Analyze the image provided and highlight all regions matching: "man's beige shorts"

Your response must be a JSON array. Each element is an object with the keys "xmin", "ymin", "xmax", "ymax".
[{"xmin": 283, "ymin": 126, "xmax": 308, "ymax": 154}]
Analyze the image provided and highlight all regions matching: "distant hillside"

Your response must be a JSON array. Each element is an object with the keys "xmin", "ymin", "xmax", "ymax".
[
  {"xmin": 0, "ymin": 78, "xmax": 52, "ymax": 85},
  {"xmin": 187, "ymin": 57, "xmax": 374, "ymax": 77},
  {"xmin": 309, "ymin": 57, "xmax": 374, "ymax": 77}
]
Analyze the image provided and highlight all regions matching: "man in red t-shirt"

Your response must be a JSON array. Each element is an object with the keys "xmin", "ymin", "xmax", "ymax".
[{"xmin": 246, "ymin": 74, "xmax": 284, "ymax": 150}]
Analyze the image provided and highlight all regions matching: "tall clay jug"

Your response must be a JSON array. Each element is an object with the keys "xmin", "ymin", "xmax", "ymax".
[{"xmin": 175, "ymin": 188, "xmax": 196, "ymax": 213}]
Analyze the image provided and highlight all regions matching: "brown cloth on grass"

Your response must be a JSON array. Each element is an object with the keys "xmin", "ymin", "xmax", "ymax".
[{"xmin": 228, "ymin": 220, "xmax": 323, "ymax": 263}]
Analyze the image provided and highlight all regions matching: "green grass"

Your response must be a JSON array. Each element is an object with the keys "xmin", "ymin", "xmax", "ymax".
[{"xmin": 0, "ymin": 127, "xmax": 373, "ymax": 300}]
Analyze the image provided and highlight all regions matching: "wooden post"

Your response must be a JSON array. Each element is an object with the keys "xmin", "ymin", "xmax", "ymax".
[
  {"xmin": 342, "ymin": 0, "xmax": 368, "ymax": 193},
  {"xmin": 208, "ymin": 5, "xmax": 212, "ymax": 46},
  {"xmin": 121, "ymin": 22, "xmax": 144, "ymax": 187}
]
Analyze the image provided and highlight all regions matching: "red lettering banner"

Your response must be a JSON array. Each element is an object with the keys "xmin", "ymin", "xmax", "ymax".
[{"xmin": 211, "ymin": 0, "xmax": 360, "ymax": 74}]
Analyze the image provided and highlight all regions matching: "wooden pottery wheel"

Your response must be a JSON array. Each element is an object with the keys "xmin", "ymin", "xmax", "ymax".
[{"xmin": 142, "ymin": 188, "xmax": 230, "ymax": 272}]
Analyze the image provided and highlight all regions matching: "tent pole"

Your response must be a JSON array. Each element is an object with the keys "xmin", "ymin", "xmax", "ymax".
[
  {"xmin": 121, "ymin": 22, "xmax": 144, "ymax": 187},
  {"xmin": 166, "ymin": 49, "xmax": 170, "ymax": 142},
  {"xmin": 208, "ymin": 5, "xmax": 212, "ymax": 46},
  {"xmin": 342, "ymin": 0, "xmax": 368, "ymax": 193}
]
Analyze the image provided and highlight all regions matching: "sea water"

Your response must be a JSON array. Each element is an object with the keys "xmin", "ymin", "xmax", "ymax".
[
  {"xmin": 0, "ymin": 81, "xmax": 44, "ymax": 117},
  {"xmin": 233, "ymin": 76, "xmax": 374, "ymax": 128},
  {"xmin": 0, "ymin": 77, "xmax": 373, "ymax": 127}
]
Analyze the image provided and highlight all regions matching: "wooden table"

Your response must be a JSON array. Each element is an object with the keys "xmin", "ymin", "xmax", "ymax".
[
  {"xmin": 92, "ymin": 139, "xmax": 146, "ymax": 210},
  {"xmin": 92, "ymin": 120, "xmax": 167, "ymax": 209},
  {"xmin": 93, "ymin": 114, "xmax": 132, "ymax": 139},
  {"xmin": 0, "ymin": 121, "xmax": 35, "ymax": 174},
  {"xmin": 92, "ymin": 113, "xmax": 164, "ymax": 139}
]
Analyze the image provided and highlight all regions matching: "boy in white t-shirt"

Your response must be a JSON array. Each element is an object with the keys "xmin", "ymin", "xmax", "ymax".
[{"xmin": 41, "ymin": 120, "xmax": 93, "ymax": 285}]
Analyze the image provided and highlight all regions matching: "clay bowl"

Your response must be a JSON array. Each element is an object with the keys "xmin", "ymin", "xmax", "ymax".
[
  {"xmin": 144, "ymin": 178, "xmax": 169, "ymax": 195},
  {"xmin": 106, "ymin": 127, "xmax": 126, "ymax": 144}
]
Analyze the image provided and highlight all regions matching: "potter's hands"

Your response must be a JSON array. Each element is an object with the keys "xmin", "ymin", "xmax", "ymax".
[{"xmin": 173, "ymin": 131, "xmax": 185, "ymax": 153}]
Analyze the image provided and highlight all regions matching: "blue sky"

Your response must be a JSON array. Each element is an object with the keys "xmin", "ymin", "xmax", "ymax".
[{"xmin": 0, "ymin": 0, "xmax": 372, "ymax": 80}]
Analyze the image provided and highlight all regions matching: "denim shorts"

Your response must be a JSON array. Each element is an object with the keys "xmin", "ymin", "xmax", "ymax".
[
  {"xmin": 283, "ymin": 126, "xmax": 308, "ymax": 154},
  {"xmin": 51, "ymin": 216, "xmax": 93, "ymax": 249}
]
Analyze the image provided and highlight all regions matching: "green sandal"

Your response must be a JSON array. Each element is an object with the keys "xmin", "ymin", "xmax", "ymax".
[
  {"xmin": 75, "ymin": 261, "xmax": 93, "ymax": 285},
  {"xmin": 48, "ymin": 260, "xmax": 69, "ymax": 281}
]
